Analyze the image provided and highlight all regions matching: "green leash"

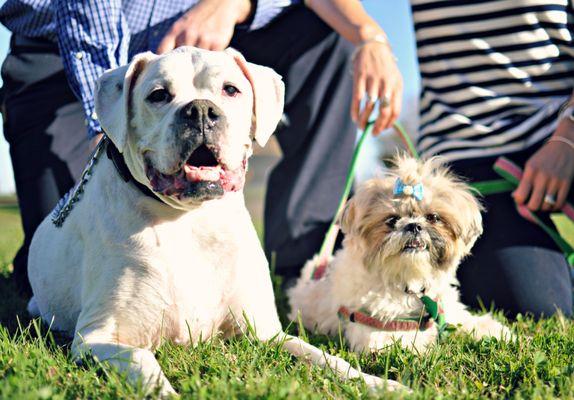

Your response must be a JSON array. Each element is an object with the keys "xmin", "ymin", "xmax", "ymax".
[
  {"xmin": 420, "ymin": 295, "xmax": 454, "ymax": 339},
  {"xmin": 318, "ymin": 120, "xmax": 414, "ymax": 262},
  {"xmin": 317, "ymin": 121, "xmax": 374, "ymax": 261}
]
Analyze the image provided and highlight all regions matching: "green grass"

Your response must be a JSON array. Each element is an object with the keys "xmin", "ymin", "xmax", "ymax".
[{"xmin": 2, "ymin": 207, "xmax": 574, "ymax": 399}]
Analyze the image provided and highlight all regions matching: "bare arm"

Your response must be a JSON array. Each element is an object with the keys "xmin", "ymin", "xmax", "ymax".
[
  {"xmin": 514, "ymin": 90, "xmax": 574, "ymax": 211},
  {"xmin": 305, "ymin": 0, "xmax": 384, "ymax": 45},
  {"xmin": 305, "ymin": 0, "xmax": 403, "ymax": 134}
]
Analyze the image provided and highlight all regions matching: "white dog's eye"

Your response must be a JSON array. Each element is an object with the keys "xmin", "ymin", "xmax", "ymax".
[
  {"xmin": 223, "ymin": 84, "xmax": 240, "ymax": 97},
  {"xmin": 385, "ymin": 215, "xmax": 400, "ymax": 229},
  {"xmin": 426, "ymin": 213, "xmax": 441, "ymax": 224},
  {"xmin": 146, "ymin": 88, "xmax": 173, "ymax": 104}
]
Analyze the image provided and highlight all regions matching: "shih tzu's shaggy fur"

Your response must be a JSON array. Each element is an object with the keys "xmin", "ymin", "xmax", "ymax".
[{"xmin": 288, "ymin": 155, "xmax": 512, "ymax": 352}]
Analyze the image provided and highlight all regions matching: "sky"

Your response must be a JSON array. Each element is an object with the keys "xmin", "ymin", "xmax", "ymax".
[{"xmin": 0, "ymin": 0, "xmax": 420, "ymax": 194}]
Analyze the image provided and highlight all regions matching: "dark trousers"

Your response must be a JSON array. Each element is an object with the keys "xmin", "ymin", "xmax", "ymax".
[
  {"xmin": 452, "ymin": 145, "xmax": 573, "ymax": 319},
  {"xmin": 2, "ymin": 38, "xmax": 91, "ymax": 295},
  {"xmin": 3, "ymin": 7, "xmax": 355, "ymax": 291},
  {"xmin": 232, "ymin": 7, "xmax": 356, "ymax": 272}
]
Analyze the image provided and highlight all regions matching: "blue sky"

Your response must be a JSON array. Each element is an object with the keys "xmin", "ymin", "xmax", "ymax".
[{"xmin": 0, "ymin": 0, "xmax": 420, "ymax": 193}]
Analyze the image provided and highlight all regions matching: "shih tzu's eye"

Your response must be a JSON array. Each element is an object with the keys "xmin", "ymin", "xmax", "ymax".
[
  {"xmin": 223, "ymin": 83, "xmax": 240, "ymax": 97},
  {"xmin": 426, "ymin": 213, "xmax": 441, "ymax": 224},
  {"xmin": 146, "ymin": 88, "xmax": 173, "ymax": 104},
  {"xmin": 385, "ymin": 215, "xmax": 400, "ymax": 229}
]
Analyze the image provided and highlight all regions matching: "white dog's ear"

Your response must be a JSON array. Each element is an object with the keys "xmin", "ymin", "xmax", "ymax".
[
  {"xmin": 95, "ymin": 52, "xmax": 157, "ymax": 152},
  {"xmin": 227, "ymin": 48, "xmax": 285, "ymax": 147}
]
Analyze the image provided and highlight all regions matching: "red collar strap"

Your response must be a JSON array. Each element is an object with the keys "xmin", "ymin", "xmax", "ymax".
[{"xmin": 338, "ymin": 306, "xmax": 434, "ymax": 332}]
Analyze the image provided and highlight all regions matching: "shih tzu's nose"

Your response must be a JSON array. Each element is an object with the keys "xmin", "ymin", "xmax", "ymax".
[{"xmin": 404, "ymin": 223, "xmax": 423, "ymax": 234}]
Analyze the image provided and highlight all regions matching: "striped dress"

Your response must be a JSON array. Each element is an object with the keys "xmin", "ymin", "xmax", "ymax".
[{"xmin": 411, "ymin": 0, "xmax": 574, "ymax": 162}]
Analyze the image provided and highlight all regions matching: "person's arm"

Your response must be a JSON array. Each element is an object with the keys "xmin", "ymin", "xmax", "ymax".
[
  {"xmin": 54, "ymin": 0, "xmax": 130, "ymax": 146},
  {"xmin": 514, "ymin": 90, "xmax": 574, "ymax": 211},
  {"xmin": 305, "ymin": 0, "xmax": 403, "ymax": 134}
]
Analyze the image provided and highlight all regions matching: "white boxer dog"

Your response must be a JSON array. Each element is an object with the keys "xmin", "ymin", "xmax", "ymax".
[{"xmin": 26, "ymin": 47, "xmax": 403, "ymax": 397}]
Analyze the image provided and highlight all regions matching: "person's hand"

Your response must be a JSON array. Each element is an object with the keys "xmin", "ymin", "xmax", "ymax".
[
  {"xmin": 513, "ymin": 119, "xmax": 574, "ymax": 211},
  {"xmin": 157, "ymin": 0, "xmax": 252, "ymax": 53},
  {"xmin": 351, "ymin": 40, "xmax": 403, "ymax": 135},
  {"xmin": 90, "ymin": 133, "xmax": 103, "ymax": 151}
]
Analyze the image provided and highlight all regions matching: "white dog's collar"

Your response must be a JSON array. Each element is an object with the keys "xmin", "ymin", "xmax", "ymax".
[{"xmin": 104, "ymin": 136, "xmax": 162, "ymax": 203}]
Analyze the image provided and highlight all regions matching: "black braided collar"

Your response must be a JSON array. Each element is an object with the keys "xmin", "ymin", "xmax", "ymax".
[{"xmin": 104, "ymin": 136, "xmax": 162, "ymax": 203}]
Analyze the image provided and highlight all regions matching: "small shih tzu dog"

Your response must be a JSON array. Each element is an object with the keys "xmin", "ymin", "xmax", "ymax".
[{"xmin": 288, "ymin": 155, "xmax": 512, "ymax": 352}]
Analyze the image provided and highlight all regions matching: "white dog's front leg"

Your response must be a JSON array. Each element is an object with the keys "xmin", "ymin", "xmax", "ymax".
[
  {"xmin": 72, "ymin": 337, "xmax": 175, "ymax": 398},
  {"xmin": 277, "ymin": 334, "xmax": 406, "ymax": 391},
  {"xmin": 231, "ymin": 241, "xmax": 406, "ymax": 392}
]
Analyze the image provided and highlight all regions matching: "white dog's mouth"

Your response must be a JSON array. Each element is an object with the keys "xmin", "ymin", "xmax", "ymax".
[
  {"xmin": 145, "ymin": 144, "xmax": 246, "ymax": 200},
  {"xmin": 402, "ymin": 237, "xmax": 427, "ymax": 252}
]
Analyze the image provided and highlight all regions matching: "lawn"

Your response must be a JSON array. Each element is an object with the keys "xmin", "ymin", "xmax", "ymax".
[{"xmin": 2, "ymin": 205, "xmax": 574, "ymax": 399}]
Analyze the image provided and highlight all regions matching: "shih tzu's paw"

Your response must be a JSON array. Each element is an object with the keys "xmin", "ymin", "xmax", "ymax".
[{"xmin": 471, "ymin": 314, "xmax": 514, "ymax": 341}]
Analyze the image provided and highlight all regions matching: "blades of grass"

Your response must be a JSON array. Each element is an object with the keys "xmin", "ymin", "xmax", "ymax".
[{"xmin": 296, "ymin": 311, "xmax": 309, "ymax": 343}]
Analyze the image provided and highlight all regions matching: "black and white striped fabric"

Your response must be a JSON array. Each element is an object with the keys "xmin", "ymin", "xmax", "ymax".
[{"xmin": 411, "ymin": 0, "xmax": 574, "ymax": 162}]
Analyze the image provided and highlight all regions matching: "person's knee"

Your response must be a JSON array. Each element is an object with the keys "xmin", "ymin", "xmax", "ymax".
[{"xmin": 458, "ymin": 246, "xmax": 572, "ymax": 319}]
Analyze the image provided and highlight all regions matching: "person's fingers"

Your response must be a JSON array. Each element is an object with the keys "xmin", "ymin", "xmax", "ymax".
[
  {"xmin": 513, "ymin": 167, "xmax": 534, "ymax": 205},
  {"xmin": 195, "ymin": 35, "xmax": 211, "ymax": 50},
  {"xmin": 541, "ymin": 179, "xmax": 560, "ymax": 212},
  {"xmin": 175, "ymin": 30, "xmax": 199, "ymax": 48},
  {"xmin": 527, "ymin": 173, "xmax": 548, "ymax": 211},
  {"xmin": 209, "ymin": 39, "xmax": 224, "ymax": 51},
  {"xmin": 359, "ymin": 76, "xmax": 378, "ymax": 129},
  {"xmin": 157, "ymin": 31, "xmax": 177, "ymax": 54},
  {"xmin": 391, "ymin": 80, "xmax": 403, "ymax": 127},
  {"xmin": 555, "ymin": 180, "xmax": 571, "ymax": 210},
  {"xmin": 351, "ymin": 72, "xmax": 365, "ymax": 124},
  {"xmin": 359, "ymin": 97, "xmax": 377, "ymax": 130},
  {"xmin": 359, "ymin": 99, "xmax": 376, "ymax": 130},
  {"xmin": 374, "ymin": 89, "xmax": 392, "ymax": 134},
  {"xmin": 208, "ymin": 34, "xmax": 230, "ymax": 51}
]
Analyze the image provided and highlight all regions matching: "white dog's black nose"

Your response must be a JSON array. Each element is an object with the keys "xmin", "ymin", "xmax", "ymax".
[
  {"xmin": 404, "ymin": 223, "xmax": 423, "ymax": 233},
  {"xmin": 180, "ymin": 99, "xmax": 224, "ymax": 131}
]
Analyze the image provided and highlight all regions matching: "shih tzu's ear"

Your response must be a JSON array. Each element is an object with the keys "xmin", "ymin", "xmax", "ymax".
[
  {"xmin": 339, "ymin": 198, "xmax": 357, "ymax": 235},
  {"xmin": 460, "ymin": 193, "xmax": 483, "ymax": 253},
  {"xmin": 226, "ymin": 47, "xmax": 285, "ymax": 147},
  {"xmin": 444, "ymin": 182, "xmax": 483, "ymax": 254},
  {"xmin": 95, "ymin": 52, "xmax": 157, "ymax": 152},
  {"xmin": 426, "ymin": 158, "xmax": 484, "ymax": 255}
]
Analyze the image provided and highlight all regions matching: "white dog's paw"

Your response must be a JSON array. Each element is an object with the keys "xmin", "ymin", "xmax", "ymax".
[
  {"xmin": 361, "ymin": 373, "xmax": 411, "ymax": 393},
  {"xmin": 154, "ymin": 379, "xmax": 178, "ymax": 399},
  {"xmin": 141, "ymin": 373, "xmax": 178, "ymax": 399}
]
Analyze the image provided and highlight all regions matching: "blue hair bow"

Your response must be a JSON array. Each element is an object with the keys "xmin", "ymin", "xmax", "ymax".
[{"xmin": 393, "ymin": 178, "xmax": 424, "ymax": 201}]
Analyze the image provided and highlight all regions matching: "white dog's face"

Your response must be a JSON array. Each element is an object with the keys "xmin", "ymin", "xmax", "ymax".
[
  {"xmin": 95, "ymin": 47, "xmax": 284, "ymax": 209},
  {"xmin": 340, "ymin": 156, "xmax": 483, "ymax": 282}
]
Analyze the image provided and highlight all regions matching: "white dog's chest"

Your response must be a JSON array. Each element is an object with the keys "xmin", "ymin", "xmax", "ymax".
[{"xmin": 138, "ymin": 213, "xmax": 243, "ymax": 344}]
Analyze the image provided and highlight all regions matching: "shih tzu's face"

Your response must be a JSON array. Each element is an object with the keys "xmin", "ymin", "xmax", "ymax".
[{"xmin": 340, "ymin": 156, "xmax": 483, "ymax": 281}]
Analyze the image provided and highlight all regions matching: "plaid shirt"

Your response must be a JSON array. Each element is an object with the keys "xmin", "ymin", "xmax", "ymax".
[{"xmin": 0, "ymin": 0, "xmax": 298, "ymax": 138}]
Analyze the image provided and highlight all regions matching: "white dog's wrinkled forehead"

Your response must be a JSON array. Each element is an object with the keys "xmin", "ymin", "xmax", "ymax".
[{"xmin": 140, "ymin": 47, "xmax": 251, "ymax": 100}]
